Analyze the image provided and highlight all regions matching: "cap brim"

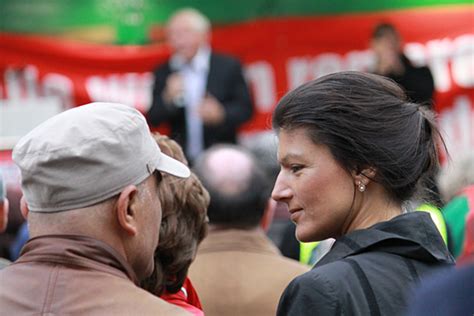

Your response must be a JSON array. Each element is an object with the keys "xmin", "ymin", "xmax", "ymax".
[{"xmin": 156, "ymin": 153, "xmax": 191, "ymax": 178}]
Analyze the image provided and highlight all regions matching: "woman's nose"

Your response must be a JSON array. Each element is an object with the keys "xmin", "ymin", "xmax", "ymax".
[{"xmin": 271, "ymin": 172, "xmax": 292, "ymax": 202}]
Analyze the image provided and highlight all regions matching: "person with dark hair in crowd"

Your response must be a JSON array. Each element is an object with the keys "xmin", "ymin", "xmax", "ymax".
[
  {"xmin": 148, "ymin": 8, "xmax": 253, "ymax": 161},
  {"xmin": 372, "ymin": 23, "xmax": 445, "ymax": 225},
  {"xmin": 272, "ymin": 71, "xmax": 454, "ymax": 315},
  {"xmin": 371, "ymin": 23, "xmax": 435, "ymax": 106},
  {"xmin": 406, "ymin": 209, "xmax": 474, "ymax": 316},
  {"xmin": 437, "ymin": 152, "xmax": 474, "ymax": 260},
  {"xmin": 190, "ymin": 144, "xmax": 308, "ymax": 316},
  {"xmin": 0, "ymin": 102, "xmax": 191, "ymax": 315},
  {"xmin": 0, "ymin": 172, "xmax": 10, "ymax": 269},
  {"xmin": 142, "ymin": 133, "xmax": 210, "ymax": 316}
]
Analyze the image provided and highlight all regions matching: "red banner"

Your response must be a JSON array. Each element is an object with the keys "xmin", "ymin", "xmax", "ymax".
[{"xmin": 1, "ymin": 6, "xmax": 473, "ymax": 158}]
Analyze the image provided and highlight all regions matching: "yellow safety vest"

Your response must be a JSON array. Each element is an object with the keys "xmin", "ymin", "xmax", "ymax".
[
  {"xmin": 299, "ymin": 204, "xmax": 448, "ymax": 265},
  {"xmin": 416, "ymin": 203, "xmax": 448, "ymax": 245},
  {"xmin": 299, "ymin": 241, "xmax": 319, "ymax": 265}
]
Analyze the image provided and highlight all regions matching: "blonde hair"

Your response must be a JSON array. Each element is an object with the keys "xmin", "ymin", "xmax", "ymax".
[{"xmin": 142, "ymin": 133, "xmax": 209, "ymax": 295}]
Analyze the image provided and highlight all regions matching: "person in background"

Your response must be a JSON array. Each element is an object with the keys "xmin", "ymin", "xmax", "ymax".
[
  {"xmin": 437, "ymin": 152, "xmax": 474, "ymax": 259},
  {"xmin": 272, "ymin": 71, "xmax": 454, "ymax": 316},
  {"xmin": 0, "ymin": 102, "xmax": 191, "ymax": 315},
  {"xmin": 371, "ymin": 23, "xmax": 444, "ymax": 238},
  {"xmin": 142, "ymin": 133, "xmax": 210, "ymax": 316},
  {"xmin": 405, "ymin": 210, "xmax": 474, "ymax": 316},
  {"xmin": 190, "ymin": 144, "xmax": 309, "ymax": 316},
  {"xmin": 405, "ymin": 263, "xmax": 474, "ymax": 316},
  {"xmin": 148, "ymin": 8, "xmax": 253, "ymax": 161},
  {"xmin": 371, "ymin": 22, "xmax": 435, "ymax": 106},
  {"xmin": 0, "ymin": 172, "xmax": 10, "ymax": 269}
]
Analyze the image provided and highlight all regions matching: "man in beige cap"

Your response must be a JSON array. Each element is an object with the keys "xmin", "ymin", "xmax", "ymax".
[{"xmin": 0, "ymin": 102, "xmax": 191, "ymax": 315}]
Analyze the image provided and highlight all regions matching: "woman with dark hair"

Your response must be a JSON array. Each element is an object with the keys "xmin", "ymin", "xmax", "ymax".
[
  {"xmin": 272, "ymin": 71, "xmax": 454, "ymax": 315},
  {"xmin": 142, "ymin": 133, "xmax": 210, "ymax": 316}
]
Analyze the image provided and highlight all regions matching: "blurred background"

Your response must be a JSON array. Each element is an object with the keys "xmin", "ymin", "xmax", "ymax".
[{"xmin": 0, "ymin": 0, "xmax": 473, "ymax": 257}]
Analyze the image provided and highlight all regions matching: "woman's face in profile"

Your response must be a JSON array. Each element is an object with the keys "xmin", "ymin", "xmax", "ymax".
[{"xmin": 272, "ymin": 128, "xmax": 355, "ymax": 242}]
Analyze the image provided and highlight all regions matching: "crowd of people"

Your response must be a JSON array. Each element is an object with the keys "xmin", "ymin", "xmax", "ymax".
[{"xmin": 0, "ymin": 7, "xmax": 473, "ymax": 316}]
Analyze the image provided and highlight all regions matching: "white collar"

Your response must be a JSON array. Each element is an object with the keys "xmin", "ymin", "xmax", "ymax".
[{"xmin": 170, "ymin": 45, "xmax": 211, "ymax": 72}]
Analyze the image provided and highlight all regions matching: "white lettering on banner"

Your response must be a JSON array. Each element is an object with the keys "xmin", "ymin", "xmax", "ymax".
[
  {"xmin": 452, "ymin": 35, "xmax": 474, "ymax": 88},
  {"xmin": 404, "ymin": 42, "xmax": 427, "ymax": 67},
  {"xmin": 286, "ymin": 34, "xmax": 473, "ymax": 93},
  {"xmin": 244, "ymin": 61, "xmax": 276, "ymax": 112},
  {"xmin": 287, "ymin": 57, "xmax": 311, "ymax": 90},
  {"xmin": 345, "ymin": 50, "xmax": 374, "ymax": 74},
  {"xmin": 85, "ymin": 72, "xmax": 153, "ymax": 112},
  {"xmin": 439, "ymin": 95, "xmax": 474, "ymax": 159},
  {"xmin": 0, "ymin": 65, "xmax": 73, "ymax": 108},
  {"xmin": 423, "ymin": 38, "xmax": 453, "ymax": 92},
  {"xmin": 312, "ymin": 53, "xmax": 343, "ymax": 79},
  {"xmin": 286, "ymin": 49, "xmax": 373, "ymax": 90},
  {"xmin": 42, "ymin": 73, "xmax": 74, "ymax": 108},
  {"xmin": 407, "ymin": 34, "xmax": 474, "ymax": 92}
]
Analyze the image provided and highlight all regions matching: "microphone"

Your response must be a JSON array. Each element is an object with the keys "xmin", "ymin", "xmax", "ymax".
[{"xmin": 169, "ymin": 60, "xmax": 186, "ymax": 108}]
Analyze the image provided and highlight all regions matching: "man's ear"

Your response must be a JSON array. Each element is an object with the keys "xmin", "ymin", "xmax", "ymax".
[
  {"xmin": 260, "ymin": 198, "xmax": 276, "ymax": 232},
  {"xmin": 20, "ymin": 196, "xmax": 28, "ymax": 220},
  {"xmin": 0, "ymin": 198, "xmax": 9, "ymax": 233},
  {"xmin": 116, "ymin": 185, "xmax": 139, "ymax": 236}
]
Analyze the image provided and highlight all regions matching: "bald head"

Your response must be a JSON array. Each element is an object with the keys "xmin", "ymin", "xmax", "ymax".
[
  {"xmin": 194, "ymin": 145, "xmax": 270, "ymax": 227},
  {"xmin": 205, "ymin": 147, "xmax": 254, "ymax": 196},
  {"xmin": 168, "ymin": 8, "xmax": 210, "ymax": 34},
  {"xmin": 166, "ymin": 8, "xmax": 210, "ymax": 61}
]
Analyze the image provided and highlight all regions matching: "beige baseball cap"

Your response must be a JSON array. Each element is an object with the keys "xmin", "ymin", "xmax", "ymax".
[{"xmin": 13, "ymin": 102, "xmax": 190, "ymax": 212}]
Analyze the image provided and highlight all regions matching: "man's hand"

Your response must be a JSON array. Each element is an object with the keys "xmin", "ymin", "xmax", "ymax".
[
  {"xmin": 162, "ymin": 73, "xmax": 184, "ymax": 106},
  {"xmin": 198, "ymin": 94, "xmax": 225, "ymax": 125}
]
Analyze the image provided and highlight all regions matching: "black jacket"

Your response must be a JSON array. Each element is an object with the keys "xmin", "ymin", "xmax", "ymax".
[
  {"xmin": 148, "ymin": 52, "xmax": 253, "ymax": 158},
  {"xmin": 277, "ymin": 212, "xmax": 455, "ymax": 316},
  {"xmin": 387, "ymin": 54, "xmax": 435, "ymax": 106}
]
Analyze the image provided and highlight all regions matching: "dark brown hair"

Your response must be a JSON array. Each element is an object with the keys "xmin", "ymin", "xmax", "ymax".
[
  {"xmin": 141, "ymin": 133, "xmax": 209, "ymax": 295},
  {"xmin": 372, "ymin": 22, "xmax": 399, "ymax": 39},
  {"xmin": 273, "ymin": 71, "xmax": 443, "ymax": 204}
]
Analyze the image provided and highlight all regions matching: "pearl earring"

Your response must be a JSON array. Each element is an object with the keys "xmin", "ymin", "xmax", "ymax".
[{"xmin": 358, "ymin": 181, "xmax": 366, "ymax": 192}]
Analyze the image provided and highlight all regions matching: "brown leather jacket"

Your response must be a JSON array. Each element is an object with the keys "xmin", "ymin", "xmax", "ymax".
[{"xmin": 0, "ymin": 235, "xmax": 189, "ymax": 315}]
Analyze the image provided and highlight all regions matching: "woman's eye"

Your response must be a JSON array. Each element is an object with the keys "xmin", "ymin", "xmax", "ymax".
[{"xmin": 290, "ymin": 165, "xmax": 303, "ymax": 173}]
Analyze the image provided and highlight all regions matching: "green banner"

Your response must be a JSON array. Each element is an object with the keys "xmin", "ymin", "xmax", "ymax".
[{"xmin": 0, "ymin": 0, "xmax": 471, "ymax": 44}]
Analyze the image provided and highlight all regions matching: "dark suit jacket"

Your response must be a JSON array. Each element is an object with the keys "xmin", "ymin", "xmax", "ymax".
[
  {"xmin": 148, "ymin": 52, "xmax": 253, "ymax": 157},
  {"xmin": 387, "ymin": 54, "xmax": 435, "ymax": 106}
]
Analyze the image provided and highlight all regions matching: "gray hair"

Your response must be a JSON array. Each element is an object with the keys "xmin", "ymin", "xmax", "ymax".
[
  {"xmin": 437, "ymin": 152, "xmax": 474, "ymax": 202},
  {"xmin": 168, "ymin": 8, "xmax": 211, "ymax": 34}
]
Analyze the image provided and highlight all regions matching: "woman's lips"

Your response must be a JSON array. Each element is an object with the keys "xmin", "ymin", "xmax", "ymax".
[{"xmin": 289, "ymin": 209, "xmax": 303, "ymax": 222}]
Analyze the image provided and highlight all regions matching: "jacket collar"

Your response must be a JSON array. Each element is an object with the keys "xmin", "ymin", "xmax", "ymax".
[
  {"xmin": 198, "ymin": 228, "xmax": 281, "ymax": 256},
  {"xmin": 316, "ymin": 212, "xmax": 454, "ymax": 267},
  {"xmin": 17, "ymin": 235, "xmax": 139, "ymax": 284}
]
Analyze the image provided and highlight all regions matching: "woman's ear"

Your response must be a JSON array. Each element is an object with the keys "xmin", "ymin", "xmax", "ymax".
[
  {"xmin": 116, "ymin": 185, "xmax": 138, "ymax": 236},
  {"xmin": 352, "ymin": 167, "xmax": 377, "ymax": 186}
]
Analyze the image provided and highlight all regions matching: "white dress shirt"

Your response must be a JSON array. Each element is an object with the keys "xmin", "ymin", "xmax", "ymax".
[{"xmin": 169, "ymin": 46, "xmax": 211, "ymax": 160}]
